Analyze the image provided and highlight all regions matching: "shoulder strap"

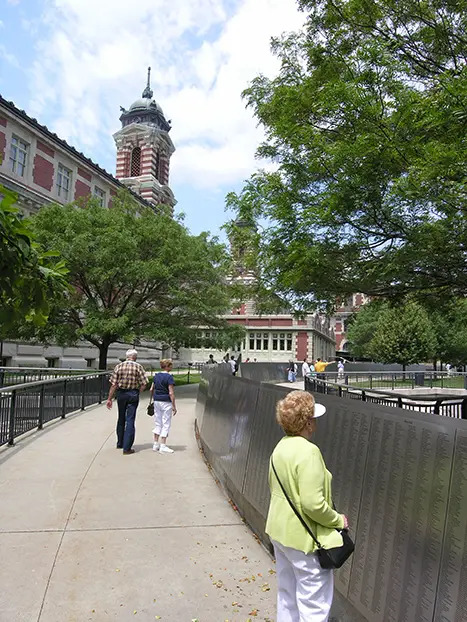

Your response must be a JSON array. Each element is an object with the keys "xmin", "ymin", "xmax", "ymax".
[{"xmin": 271, "ymin": 458, "xmax": 322, "ymax": 548}]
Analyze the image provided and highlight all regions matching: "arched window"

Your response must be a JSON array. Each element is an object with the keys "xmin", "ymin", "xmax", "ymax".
[{"xmin": 130, "ymin": 147, "xmax": 141, "ymax": 177}]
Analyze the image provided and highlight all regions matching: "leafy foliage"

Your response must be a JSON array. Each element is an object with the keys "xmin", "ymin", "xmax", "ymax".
[
  {"xmin": 30, "ymin": 193, "xmax": 244, "ymax": 368},
  {"xmin": 226, "ymin": 0, "xmax": 467, "ymax": 308},
  {"xmin": 0, "ymin": 185, "xmax": 68, "ymax": 334}
]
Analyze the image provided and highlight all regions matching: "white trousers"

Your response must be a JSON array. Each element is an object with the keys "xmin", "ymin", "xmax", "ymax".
[
  {"xmin": 272, "ymin": 539, "xmax": 334, "ymax": 622},
  {"xmin": 152, "ymin": 401, "xmax": 173, "ymax": 437}
]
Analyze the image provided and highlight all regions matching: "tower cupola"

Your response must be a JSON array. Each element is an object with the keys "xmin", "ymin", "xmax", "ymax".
[{"xmin": 114, "ymin": 67, "xmax": 175, "ymax": 208}]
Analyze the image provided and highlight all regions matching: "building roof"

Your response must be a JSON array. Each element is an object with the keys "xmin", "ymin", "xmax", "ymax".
[{"xmin": 0, "ymin": 93, "xmax": 157, "ymax": 211}]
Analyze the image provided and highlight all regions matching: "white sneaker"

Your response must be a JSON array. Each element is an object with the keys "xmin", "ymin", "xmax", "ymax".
[
  {"xmin": 159, "ymin": 444, "xmax": 174, "ymax": 454},
  {"xmin": 152, "ymin": 442, "xmax": 160, "ymax": 452}
]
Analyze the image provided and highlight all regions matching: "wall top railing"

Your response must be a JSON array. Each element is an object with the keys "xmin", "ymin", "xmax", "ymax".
[{"xmin": 305, "ymin": 376, "xmax": 467, "ymax": 419}]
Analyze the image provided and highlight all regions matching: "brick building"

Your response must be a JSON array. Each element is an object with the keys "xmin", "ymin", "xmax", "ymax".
[{"xmin": 0, "ymin": 71, "xmax": 176, "ymax": 368}]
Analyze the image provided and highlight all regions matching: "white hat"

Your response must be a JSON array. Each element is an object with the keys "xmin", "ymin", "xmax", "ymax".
[{"xmin": 314, "ymin": 403, "xmax": 326, "ymax": 418}]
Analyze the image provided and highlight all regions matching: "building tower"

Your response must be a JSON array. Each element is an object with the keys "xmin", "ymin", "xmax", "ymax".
[{"xmin": 113, "ymin": 67, "xmax": 176, "ymax": 208}]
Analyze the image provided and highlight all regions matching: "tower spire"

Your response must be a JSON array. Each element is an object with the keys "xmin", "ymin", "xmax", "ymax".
[{"xmin": 142, "ymin": 66, "xmax": 153, "ymax": 99}]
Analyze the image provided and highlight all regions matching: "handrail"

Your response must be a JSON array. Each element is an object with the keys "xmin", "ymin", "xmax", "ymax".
[
  {"xmin": 304, "ymin": 376, "xmax": 467, "ymax": 419},
  {"xmin": 0, "ymin": 372, "xmax": 108, "ymax": 393},
  {"xmin": 0, "ymin": 372, "xmax": 111, "ymax": 447}
]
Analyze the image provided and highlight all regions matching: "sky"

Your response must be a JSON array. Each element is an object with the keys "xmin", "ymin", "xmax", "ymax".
[{"xmin": 0, "ymin": 0, "xmax": 305, "ymax": 237}]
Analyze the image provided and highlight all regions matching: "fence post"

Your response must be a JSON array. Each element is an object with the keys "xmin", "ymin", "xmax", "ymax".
[
  {"xmin": 62, "ymin": 380, "xmax": 67, "ymax": 418},
  {"xmin": 461, "ymin": 399, "xmax": 467, "ymax": 420},
  {"xmin": 362, "ymin": 390, "xmax": 367, "ymax": 402},
  {"xmin": 7, "ymin": 389, "xmax": 17, "ymax": 446},
  {"xmin": 369, "ymin": 374, "xmax": 373, "ymax": 389},
  {"xmin": 98, "ymin": 374, "xmax": 104, "ymax": 404},
  {"xmin": 81, "ymin": 376, "xmax": 86, "ymax": 411},
  {"xmin": 434, "ymin": 400, "xmax": 442, "ymax": 415},
  {"xmin": 188, "ymin": 367, "xmax": 191, "ymax": 384},
  {"xmin": 397, "ymin": 396, "xmax": 403, "ymax": 409},
  {"xmin": 38, "ymin": 384, "xmax": 45, "ymax": 430}
]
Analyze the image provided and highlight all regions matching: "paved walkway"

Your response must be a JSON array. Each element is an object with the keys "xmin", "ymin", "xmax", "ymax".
[{"xmin": 0, "ymin": 385, "xmax": 276, "ymax": 622}]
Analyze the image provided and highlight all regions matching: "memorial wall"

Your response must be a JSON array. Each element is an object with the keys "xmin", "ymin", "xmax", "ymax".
[{"xmin": 196, "ymin": 365, "xmax": 467, "ymax": 622}]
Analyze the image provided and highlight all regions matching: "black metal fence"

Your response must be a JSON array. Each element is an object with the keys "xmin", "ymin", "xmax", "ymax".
[
  {"xmin": 0, "ymin": 372, "xmax": 110, "ymax": 447},
  {"xmin": 305, "ymin": 376, "xmax": 467, "ymax": 419},
  {"xmin": 314, "ymin": 370, "xmax": 467, "ymax": 390},
  {"xmin": 0, "ymin": 366, "xmax": 100, "ymax": 388}
]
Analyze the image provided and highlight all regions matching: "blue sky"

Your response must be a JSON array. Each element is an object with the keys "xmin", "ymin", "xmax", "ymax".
[{"xmin": 0, "ymin": 0, "xmax": 304, "ymax": 238}]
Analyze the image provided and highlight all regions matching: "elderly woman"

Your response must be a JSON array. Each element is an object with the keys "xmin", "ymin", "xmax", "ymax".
[
  {"xmin": 149, "ymin": 359, "xmax": 177, "ymax": 454},
  {"xmin": 266, "ymin": 390, "xmax": 348, "ymax": 621}
]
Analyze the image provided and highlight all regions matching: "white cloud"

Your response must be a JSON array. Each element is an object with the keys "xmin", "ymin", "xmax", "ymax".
[{"xmin": 30, "ymin": 0, "xmax": 304, "ymax": 189}]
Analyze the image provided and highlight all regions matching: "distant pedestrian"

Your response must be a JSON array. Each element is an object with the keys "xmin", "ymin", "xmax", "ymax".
[
  {"xmin": 229, "ymin": 355, "xmax": 238, "ymax": 376},
  {"xmin": 206, "ymin": 354, "xmax": 217, "ymax": 365},
  {"xmin": 302, "ymin": 357, "xmax": 311, "ymax": 377},
  {"xmin": 287, "ymin": 360, "xmax": 298, "ymax": 383},
  {"xmin": 106, "ymin": 349, "xmax": 147, "ymax": 454},
  {"xmin": 337, "ymin": 359, "xmax": 345, "ymax": 381},
  {"xmin": 446, "ymin": 363, "xmax": 452, "ymax": 376},
  {"xmin": 150, "ymin": 359, "xmax": 177, "ymax": 454},
  {"xmin": 315, "ymin": 358, "xmax": 332, "ymax": 380}
]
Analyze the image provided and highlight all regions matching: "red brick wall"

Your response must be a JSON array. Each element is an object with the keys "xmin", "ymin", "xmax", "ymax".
[
  {"xmin": 37, "ymin": 140, "xmax": 55, "ymax": 157},
  {"xmin": 296, "ymin": 332, "xmax": 308, "ymax": 360},
  {"xmin": 270, "ymin": 319, "xmax": 293, "ymax": 327},
  {"xmin": 75, "ymin": 179, "xmax": 91, "ymax": 199},
  {"xmin": 0, "ymin": 131, "xmax": 6, "ymax": 162},
  {"xmin": 78, "ymin": 167, "xmax": 92, "ymax": 182},
  {"xmin": 33, "ymin": 154, "xmax": 54, "ymax": 190}
]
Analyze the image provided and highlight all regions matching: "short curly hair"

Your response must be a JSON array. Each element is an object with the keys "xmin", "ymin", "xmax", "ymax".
[{"xmin": 276, "ymin": 390, "xmax": 316, "ymax": 436}]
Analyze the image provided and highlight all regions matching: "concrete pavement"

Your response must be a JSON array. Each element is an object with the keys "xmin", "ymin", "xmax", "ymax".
[{"xmin": 0, "ymin": 385, "xmax": 277, "ymax": 622}]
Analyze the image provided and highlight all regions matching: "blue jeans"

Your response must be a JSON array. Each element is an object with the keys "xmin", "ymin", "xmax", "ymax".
[{"xmin": 116, "ymin": 389, "xmax": 139, "ymax": 451}]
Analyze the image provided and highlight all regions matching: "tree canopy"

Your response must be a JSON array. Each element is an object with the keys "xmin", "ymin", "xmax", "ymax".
[
  {"xmin": 346, "ymin": 297, "xmax": 467, "ymax": 367},
  {"xmin": 0, "ymin": 185, "xmax": 67, "ymax": 335},
  {"xmin": 30, "ymin": 193, "xmax": 243, "ymax": 368},
  {"xmin": 226, "ymin": 0, "xmax": 466, "ymax": 309},
  {"xmin": 347, "ymin": 299, "xmax": 438, "ymax": 367}
]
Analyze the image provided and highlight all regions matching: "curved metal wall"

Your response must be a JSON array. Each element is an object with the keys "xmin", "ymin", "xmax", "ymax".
[{"xmin": 196, "ymin": 367, "xmax": 467, "ymax": 622}]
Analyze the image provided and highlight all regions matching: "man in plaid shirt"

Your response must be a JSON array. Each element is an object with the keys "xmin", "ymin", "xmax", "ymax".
[{"xmin": 106, "ymin": 349, "xmax": 147, "ymax": 454}]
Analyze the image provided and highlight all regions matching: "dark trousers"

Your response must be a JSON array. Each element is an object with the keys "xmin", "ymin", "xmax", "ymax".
[{"xmin": 116, "ymin": 389, "xmax": 139, "ymax": 451}]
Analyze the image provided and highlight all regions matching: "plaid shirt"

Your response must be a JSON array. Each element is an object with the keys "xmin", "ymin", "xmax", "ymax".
[{"xmin": 110, "ymin": 360, "xmax": 147, "ymax": 390}]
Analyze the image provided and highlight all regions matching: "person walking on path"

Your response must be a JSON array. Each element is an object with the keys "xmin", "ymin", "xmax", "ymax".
[
  {"xmin": 206, "ymin": 354, "xmax": 217, "ymax": 364},
  {"xmin": 302, "ymin": 357, "xmax": 311, "ymax": 377},
  {"xmin": 150, "ymin": 359, "xmax": 177, "ymax": 454},
  {"xmin": 337, "ymin": 359, "xmax": 345, "ymax": 382},
  {"xmin": 287, "ymin": 360, "xmax": 298, "ymax": 383},
  {"xmin": 229, "ymin": 355, "xmax": 238, "ymax": 376},
  {"xmin": 266, "ymin": 390, "xmax": 348, "ymax": 621},
  {"xmin": 106, "ymin": 349, "xmax": 147, "ymax": 454}
]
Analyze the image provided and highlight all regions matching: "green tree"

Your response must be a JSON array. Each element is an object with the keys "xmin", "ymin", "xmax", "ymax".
[
  {"xmin": 345, "ymin": 301, "xmax": 383, "ymax": 359},
  {"xmin": 430, "ymin": 299, "xmax": 467, "ymax": 367},
  {"xmin": 353, "ymin": 300, "xmax": 437, "ymax": 369},
  {"xmin": 30, "ymin": 193, "xmax": 243, "ymax": 368},
  {"xmin": 226, "ymin": 0, "xmax": 467, "ymax": 308},
  {"xmin": 0, "ymin": 185, "xmax": 67, "ymax": 334}
]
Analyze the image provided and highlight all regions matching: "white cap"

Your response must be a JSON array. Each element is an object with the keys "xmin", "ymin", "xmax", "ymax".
[{"xmin": 314, "ymin": 403, "xmax": 326, "ymax": 418}]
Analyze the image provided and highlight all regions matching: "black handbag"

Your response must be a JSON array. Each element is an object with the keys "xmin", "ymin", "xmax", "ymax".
[
  {"xmin": 271, "ymin": 459, "xmax": 354, "ymax": 569},
  {"xmin": 147, "ymin": 400, "xmax": 154, "ymax": 416}
]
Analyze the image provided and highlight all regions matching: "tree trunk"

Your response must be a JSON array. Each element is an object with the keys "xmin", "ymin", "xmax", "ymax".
[{"xmin": 98, "ymin": 341, "xmax": 111, "ymax": 370}]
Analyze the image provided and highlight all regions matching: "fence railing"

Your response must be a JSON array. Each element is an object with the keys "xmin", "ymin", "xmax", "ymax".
[
  {"xmin": 0, "ymin": 367, "xmax": 101, "ymax": 388},
  {"xmin": 0, "ymin": 373, "xmax": 110, "ymax": 447},
  {"xmin": 305, "ymin": 375, "xmax": 467, "ymax": 419},
  {"xmin": 313, "ymin": 370, "xmax": 467, "ymax": 390}
]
